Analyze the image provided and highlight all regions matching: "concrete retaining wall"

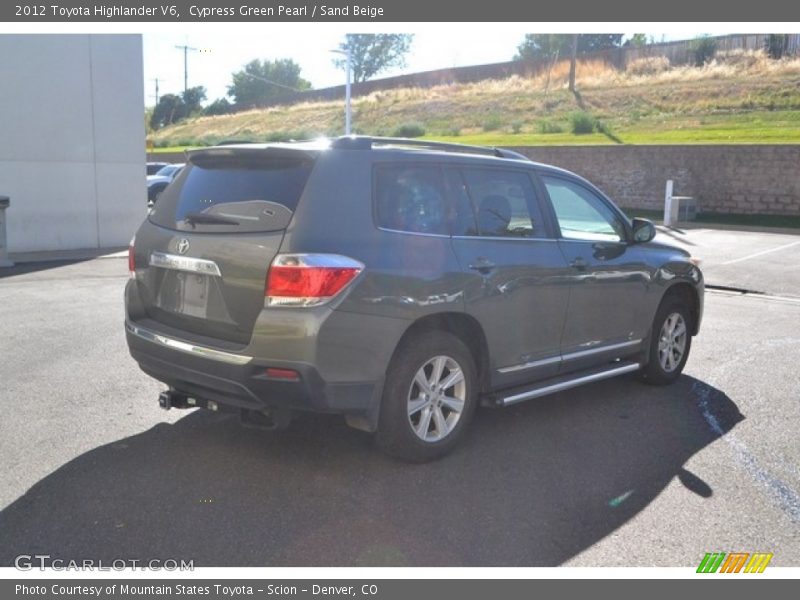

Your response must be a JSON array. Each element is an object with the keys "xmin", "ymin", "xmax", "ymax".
[{"xmin": 150, "ymin": 144, "xmax": 800, "ymax": 216}]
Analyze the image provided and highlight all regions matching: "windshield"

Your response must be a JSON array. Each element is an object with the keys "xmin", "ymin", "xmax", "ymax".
[{"xmin": 154, "ymin": 164, "xmax": 180, "ymax": 178}]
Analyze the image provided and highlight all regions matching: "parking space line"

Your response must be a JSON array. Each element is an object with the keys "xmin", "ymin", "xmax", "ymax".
[
  {"xmin": 692, "ymin": 381, "xmax": 800, "ymax": 524},
  {"xmin": 721, "ymin": 240, "xmax": 800, "ymax": 265}
]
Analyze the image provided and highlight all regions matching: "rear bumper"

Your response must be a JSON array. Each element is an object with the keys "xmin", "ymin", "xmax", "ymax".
[{"xmin": 125, "ymin": 320, "xmax": 379, "ymax": 419}]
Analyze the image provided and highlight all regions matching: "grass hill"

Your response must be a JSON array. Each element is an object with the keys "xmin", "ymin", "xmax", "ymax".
[{"xmin": 150, "ymin": 50, "xmax": 800, "ymax": 149}]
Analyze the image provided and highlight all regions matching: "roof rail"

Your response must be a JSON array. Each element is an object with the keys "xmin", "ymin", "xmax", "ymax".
[{"xmin": 330, "ymin": 136, "xmax": 531, "ymax": 162}]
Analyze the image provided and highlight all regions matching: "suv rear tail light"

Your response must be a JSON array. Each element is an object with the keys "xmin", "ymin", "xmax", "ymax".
[
  {"xmin": 128, "ymin": 236, "xmax": 136, "ymax": 278},
  {"xmin": 266, "ymin": 254, "xmax": 364, "ymax": 307}
]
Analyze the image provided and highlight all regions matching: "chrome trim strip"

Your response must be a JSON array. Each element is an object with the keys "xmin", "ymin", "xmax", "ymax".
[
  {"xmin": 498, "ymin": 354, "xmax": 561, "ymax": 374},
  {"xmin": 125, "ymin": 322, "xmax": 252, "ymax": 365},
  {"xmin": 561, "ymin": 339, "xmax": 642, "ymax": 362},
  {"xmin": 498, "ymin": 339, "xmax": 641, "ymax": 374},
  {"xmin": 149, "ymin": 252, "xmax": 222, "ymax": 277},
  {"xmin": 376, "ymin": 227, "xmax": 558, "ymax": 243},
  {"xmin": 376, "ymin": 226, "xmax": 450, "ymax": 239},
  {"xmin": 452, "ymin": 235, "xmax": 558, "ymax": 242},
  {"xmin": 502, "ymin": 362, "xmax": 641, "ymax": 406}
]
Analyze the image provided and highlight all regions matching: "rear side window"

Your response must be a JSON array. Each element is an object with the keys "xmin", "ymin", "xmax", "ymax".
[
  {"xmin": 149, "ymin": 153, "xmax": 313, "ymax": 233},
  {"xmin": 375, "ymin": 165, "xmax": 449, "ymax": 235},
  {"xmin": 459, "ymin": 168, "xmax": 546, "ymax": 238}
]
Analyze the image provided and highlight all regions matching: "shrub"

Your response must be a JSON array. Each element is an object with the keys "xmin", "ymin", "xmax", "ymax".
[
  {"xmin": 690, "ymin": 36, "xmax": 717, "ymax": 66},
  {"xmin": 626, "ymin": 56, "xmax": 671, "ymax": 76},
  {"xmin": 538, "ymin": 120, "xmax": 564, "ymax": 134},
  {"xmin": 765, "ymin": 34, "xmax": 789, "ymax": 60},
  {"xmin": 482, "ymin": 114, "xmax": 504, "ymax": 131},
  {"xmin": 392, "ymin": 122, "xmax": 426, "ymax": 138},
  {"xmin": 510, "ymin": 120, "xmax": 524, "ymax": 134},
  {"xmin": 570, "ymin": 111, "xmax": 595, "ymax": 134},
  {"xmin": 442, "ymin": 127, "xmax": 461, "ymax": 137}
]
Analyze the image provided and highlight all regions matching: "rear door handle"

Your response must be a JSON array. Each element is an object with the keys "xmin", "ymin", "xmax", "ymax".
[
  {"xmin": 469, "ymin": 258, "xmax": 496, "ymax": 274},
  {"xmin": 570, "ymin": 257, "xmax": 588, "ymax": 270}
]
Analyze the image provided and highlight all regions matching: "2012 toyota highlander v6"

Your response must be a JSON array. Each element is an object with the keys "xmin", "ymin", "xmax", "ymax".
[{"xmin": 125, "ymin": 136, "xmax": 703, "ymax": 461}]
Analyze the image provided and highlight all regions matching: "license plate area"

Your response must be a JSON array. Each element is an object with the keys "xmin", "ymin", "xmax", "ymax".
[
  {"xmin": 155, "ymin": 270, "xmax": 211, "ymax": 318},
  {"xmin": 180, "ymin": 272, "xmax": 210, "ymax": 318}
]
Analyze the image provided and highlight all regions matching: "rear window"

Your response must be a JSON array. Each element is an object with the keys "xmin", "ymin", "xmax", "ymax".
[{"xmin": 149, "ymin": 153, "xmax": 314, "ymax": 233}]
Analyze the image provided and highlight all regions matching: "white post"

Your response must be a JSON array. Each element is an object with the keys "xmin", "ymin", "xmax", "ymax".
[
  {"xmin": 664, "ymin": 180, "xmax": 675, "ymax": 227},
  {"xmin": 0, "ymin": 196, "xmax": 13, "ymax": 267},
  {"xmin": 344, "ymin": 47, "xmax": 352, "ymax": 135}
]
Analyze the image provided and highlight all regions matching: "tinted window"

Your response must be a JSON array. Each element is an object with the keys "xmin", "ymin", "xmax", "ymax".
[
  {"xmin": 444, "ymin": 169, "xmax": 478, "ymax": 236},
  {"xmin": 460, "ymin": 168, "xmax": 545, "ymax": 238},
  {"xmin": 543, "ymin": 176, "xmax": 626, "ymax": 242},
  {"xmin": 375, "ymin": 166, "xmax": 449, "ymax": 235},
  {"xmin": 149, "ymin": 153, "xmax": 313, "ymax": 233}
]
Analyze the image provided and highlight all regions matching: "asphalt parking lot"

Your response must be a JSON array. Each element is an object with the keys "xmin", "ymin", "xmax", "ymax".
[{"xmin": 0, "ymin": 227, "xmax": 798, "ymax": 567}]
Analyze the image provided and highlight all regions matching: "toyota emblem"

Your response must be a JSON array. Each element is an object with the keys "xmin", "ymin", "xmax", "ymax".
[{"xmin": 176, "ymin": 238, "xmax": 190, "ymax": 255}]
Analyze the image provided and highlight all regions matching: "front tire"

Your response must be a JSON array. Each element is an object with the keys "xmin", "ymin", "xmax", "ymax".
[
  {"xmin": 641, "ymin": 299, "xmax": 692, "ymax": 385},
  {"xmin": 376, "ymin": 331, "xmax": 478, "ymax": 462}
]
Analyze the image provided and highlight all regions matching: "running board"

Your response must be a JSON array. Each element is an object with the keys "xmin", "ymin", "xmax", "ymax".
[{"xmin": 495, "ymin": 361, "xmax": 641, "ymax": 406}]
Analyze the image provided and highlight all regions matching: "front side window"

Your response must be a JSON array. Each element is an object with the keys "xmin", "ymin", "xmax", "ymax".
[
  {"xmin": 375, "ymin": 166, "xmax": 449, "ymax": 235},
  {"xmin": 543, "ymin": 176, "xmax": 627, "ymax": 242}
]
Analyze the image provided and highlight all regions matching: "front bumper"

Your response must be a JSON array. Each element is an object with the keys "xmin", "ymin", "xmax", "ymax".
[{"xmin": 125, "ymin": 320, "xmax": 379, "ymax": 418}]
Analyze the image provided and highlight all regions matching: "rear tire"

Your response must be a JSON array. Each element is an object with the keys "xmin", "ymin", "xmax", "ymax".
[
  {"xmin": 376, "ymin": 330, "xmax": 478, "ymax": 462},
  {"xmin": 641, "ymin": 298, "xmax": 692, "ymax": 385}
]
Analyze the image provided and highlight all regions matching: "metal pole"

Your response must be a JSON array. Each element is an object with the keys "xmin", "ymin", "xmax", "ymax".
[
  {"xmin": 0, "ymin": 196, "xmax": 14, "ymax": 267},
  {"xmin": 345, "ymin": 47, "xmax": 352, "ymax": 135},
  {"xmin": 664, "ymin": 180, "xmax": 675, "ymax": 227},
  {"xmin": 183, "ymin": 46, "xmax": 188, "ymax": 95}
]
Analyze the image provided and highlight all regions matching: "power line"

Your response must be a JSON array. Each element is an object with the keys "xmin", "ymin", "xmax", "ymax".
[{"xmin": 241, "ymin": 72, "xmax": 305, "ymax": 93}]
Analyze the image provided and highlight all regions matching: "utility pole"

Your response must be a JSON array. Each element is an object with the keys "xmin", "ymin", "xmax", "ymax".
[
  {"xmin": 149, "ymin": 78, "xmax": 164, "ymax": 105},
  {"xmin": 174, "ymin": 44, "xmax": 199, "ymax": 96}
]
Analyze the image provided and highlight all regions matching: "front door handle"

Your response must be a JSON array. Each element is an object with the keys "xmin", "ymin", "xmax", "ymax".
[
  {"xmin": 570, "ymin": 257, "xmax": 588, "ymax": 270},
  {"xmin": 469, "ymin": 258, "xmax": 496, "ymax": 274}
]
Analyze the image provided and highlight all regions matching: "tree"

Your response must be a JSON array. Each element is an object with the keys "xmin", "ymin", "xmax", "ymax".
[
  {"xmin": 625, "ymin": 33, "xmax": 649, "ymax": 47},
  {"xmin": 182, "ymin": 86, "xmax": 206, "ymax": 115},
  {"xmin": 148, "ymin": 86, "xmax": 206, "ymax": 130},
  {"xmin": 227, "ymin": 59, "xmax": 311, "ymax": 106},
  {"xmin": 514, "ymin": 34, "xmax": 623, "ymax": 61},
  {"xmin": 568, "ymin": 35, "xmax": 578, "ymax": 92},
  {"xmin": 515, "ymin": 34, "xmax": 569, "ymax": 60},
  {"xmin": 150, "ymin": 93, "xmax": 184, "ymax": 130},
  {"xmin": 204, "ymin": 97, "xmax": 232, "ymax": 116},
  {"xmin": 334, "ymin": 34, "xmax": 414, "ymax": 83},
  {"xmin": 690, "ymin": 36, "xmax": 717, "ymax": 66}
]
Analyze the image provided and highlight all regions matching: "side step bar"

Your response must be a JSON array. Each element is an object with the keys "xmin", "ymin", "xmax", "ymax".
[{"xmin": 496, "ymin": 361, "xmax": 641, "ymax": 406}]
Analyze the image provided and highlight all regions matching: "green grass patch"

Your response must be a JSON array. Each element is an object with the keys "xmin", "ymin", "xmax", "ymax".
[
  {"xmin": 622, "ymin": 208, "xmax": 800, "ymax": 230},
  {"xmin": 149, "ymin": 146, "xmax": 196, "ymax": 153},
  {"xmin": 694, "ymin": 212, "xmax": 800, "ymax": 229}
]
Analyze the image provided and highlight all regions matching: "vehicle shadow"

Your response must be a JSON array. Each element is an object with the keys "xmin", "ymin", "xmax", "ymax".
[{"xmin": 0, "ymin": 374, "xmax": 742, "ymax": 567}]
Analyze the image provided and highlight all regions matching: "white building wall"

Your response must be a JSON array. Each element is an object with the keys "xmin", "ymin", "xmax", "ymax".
[{"xmin": 0, "ymin": 34, "xmax": 146, "ymax": 253}]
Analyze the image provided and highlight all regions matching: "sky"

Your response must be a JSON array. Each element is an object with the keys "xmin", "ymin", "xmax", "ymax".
[{"xmin": 141, "ymin": 25, "xmax": 729, "ymax": 107}]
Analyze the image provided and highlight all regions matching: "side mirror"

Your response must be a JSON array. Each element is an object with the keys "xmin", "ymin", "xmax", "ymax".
[{"xmin": 631, "ymin": 217, "xmax": 656, "ymax": 243}]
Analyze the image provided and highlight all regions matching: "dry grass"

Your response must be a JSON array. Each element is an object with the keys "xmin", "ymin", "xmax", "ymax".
[
  {"xmin": 151, "ymin": 53, "xmax": 800, "ymax": 146},
  {"xmin": 627, "ymin": 56, "xmax": 671, "ymax": 76}
]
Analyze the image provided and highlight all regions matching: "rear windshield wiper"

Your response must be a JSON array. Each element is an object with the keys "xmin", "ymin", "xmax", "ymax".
[{"xmin": 182, "ymin": 212, "xmax": 240, "ymax": 227}]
